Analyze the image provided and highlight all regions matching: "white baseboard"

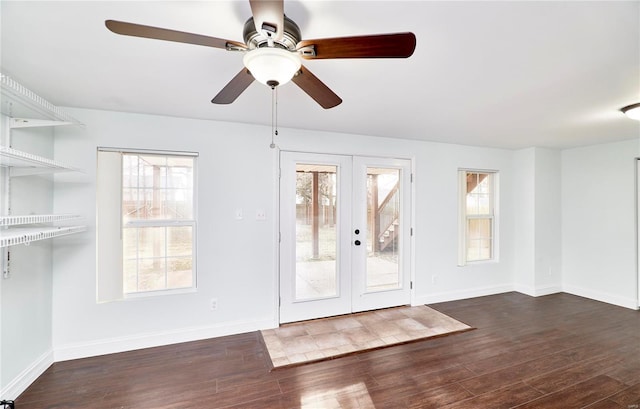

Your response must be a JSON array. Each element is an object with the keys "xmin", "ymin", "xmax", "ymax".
[
  {"xmin": 413, "ymin": 284, "xmax": 515, "ymax": 305},
  {"xmin": 54, "ymin": 317, "xmax": 277, "ymax": 362},
  {"xmin": 1, "ymin": 349, "xmax": 54, "ymax": 401},
  {"xmin": 562, "ymin": 285, "xmax": 639, "ymax": 310},
  {"xmin": 514, "ymin": 284, "xmax": 562, "ymax": 297}
]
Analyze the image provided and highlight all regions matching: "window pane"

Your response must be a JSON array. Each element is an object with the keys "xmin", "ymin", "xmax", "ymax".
[
  {"xmin": 466, "ymin": 172, "xmax": 492, "ymax": 216},
  {"xmin": 123, "ymin": 225, "xmax": 194, "ymax": 293},
  {"xmin": 294, "ymin": 164, "xmax": 338, "ymax": 300},
  {"xmin": 137, "ymin": 226, "xmax": 166, "ymax": 259},
  {"xmin": 122, "ymin": 227, "xmax": 138, "ymax": 260},
  {"xmin": 120, "ymin": 152, "xmax": 196, "ymax": 294},
  {"xmin": 123, "ymin": 259, "xmax": 137, "ymax": 293},
  {"xmin": 467, "ymin": 218, "xmax": 492, "ymax": 261},
  {"xmin": 366, "ymin": 167, "xmax": 401, "ymax": 292},
  {"xmin": 167, "ymin": 257, "xmax": 193, "ymax": 289},
  {"xmin": 167, "ymin": 226, "xmax": 193, "ymax": 257},
  {"xmin": 122, "ymin": 153, "xmax": 194, "ymax": 221},
  {"xmin": 138, "ymin": 258, "xmax": 166, "ymax": 291}
]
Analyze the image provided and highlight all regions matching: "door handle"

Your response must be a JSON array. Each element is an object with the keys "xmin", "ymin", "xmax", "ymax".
[{"xmin": 354, "ymin": 240, "xmax": 361, "ymax": 246}]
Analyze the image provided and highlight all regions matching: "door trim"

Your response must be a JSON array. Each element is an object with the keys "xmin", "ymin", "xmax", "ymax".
[{"xmin": 277, "ymin": 150, "xmax": 415, "ymax": 324}]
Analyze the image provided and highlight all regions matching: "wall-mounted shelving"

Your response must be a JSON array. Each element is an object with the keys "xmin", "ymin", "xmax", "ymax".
[
  {"xmin": 1, "ymin": 74, "xmax": 83, "ymax": 126},
  {"xmin": 0, "ymin": 214, "xmax": 82, "ymax": 227},
  {"xmin": 1, "ymin": 225, "xmax": 86, "ymax": 248},
  {"xmin": 1, "ymin": 74, "xmax": 86, "ymax": 265},
  {"xmin": 0, "ymin": 146, "xmax": 82, "ymax": 176}
]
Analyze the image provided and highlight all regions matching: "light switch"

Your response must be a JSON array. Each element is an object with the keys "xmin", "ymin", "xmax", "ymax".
[{"xmin": 235, "ymin": 208, "xmax": 243, "ymax": 220}]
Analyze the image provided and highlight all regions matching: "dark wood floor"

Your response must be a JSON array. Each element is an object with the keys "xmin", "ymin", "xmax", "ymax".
[{"xmin": 15, "ymin": 292, "xmax": 640, "ymax": 408}]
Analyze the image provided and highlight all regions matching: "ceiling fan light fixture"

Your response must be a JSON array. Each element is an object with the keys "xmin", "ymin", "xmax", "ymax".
[
  {"xmin": 243, "ymin": 47, "xmax": 301, "ymax": 87},
  {"xmin": 621, "ymin": 103, "xmax": 640, "ymax": 120}
]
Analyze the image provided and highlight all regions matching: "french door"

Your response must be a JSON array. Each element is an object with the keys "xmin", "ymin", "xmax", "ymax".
[{"xmin": 279, "ymin": 152, "xmax": 412, "ymax": 323}]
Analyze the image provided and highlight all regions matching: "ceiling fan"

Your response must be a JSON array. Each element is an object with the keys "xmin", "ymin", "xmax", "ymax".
[{"xmin": 105, "ymin": 0, "xmax": 416, "ymax": 109}]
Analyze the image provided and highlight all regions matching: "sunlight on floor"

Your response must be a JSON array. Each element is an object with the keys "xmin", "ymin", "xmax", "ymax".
[{"xmin": 300, "ymin": 382, "xmax": 375, "ymax": 409}]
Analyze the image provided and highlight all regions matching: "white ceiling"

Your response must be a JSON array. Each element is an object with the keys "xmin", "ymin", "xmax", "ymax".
[{"xmin": 1, "ymin": 1, "xmax": 639, "ymax": 150}]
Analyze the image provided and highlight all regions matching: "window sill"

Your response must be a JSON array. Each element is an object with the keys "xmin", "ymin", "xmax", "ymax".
[{"xmin": 123, "ymin": 287, "xmax": 197, "ymax": 300}]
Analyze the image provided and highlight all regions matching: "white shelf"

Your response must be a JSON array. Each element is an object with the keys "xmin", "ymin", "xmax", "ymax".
[
  {"xmin": 0, "ymin": 74, "xmax": 86, "ymax": 256},
  {"xmin": 0, "ymin": 146, "xmax": 82, "ymax": 176},
  {"xmin": 0, "ymin": 214, "xmax": 82, "ymax": 227},
  {"xmin": 1, "ymin": 74, "xmax": 83, "ymax": 125},
  {"xmin": 1, "ymin": 225, "xmax": 86, "ymax": 248}
]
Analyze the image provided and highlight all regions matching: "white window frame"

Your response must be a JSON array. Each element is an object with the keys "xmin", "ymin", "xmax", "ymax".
[
  {"xmin": 97, "ymin": 147, "xmax": 198, "ymax": 302},
  {"xmin": 458, "ymin": 169, "xmax": 498, "ymax": 266}
]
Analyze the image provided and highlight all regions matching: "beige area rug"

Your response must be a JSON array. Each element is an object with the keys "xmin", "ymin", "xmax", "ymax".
[{"xmin": 260, "ymin": 305, "xmax": 474, "ymax": 369}]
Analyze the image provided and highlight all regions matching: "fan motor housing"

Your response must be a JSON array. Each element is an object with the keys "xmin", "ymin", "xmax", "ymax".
[{"xmin": 243, "ymin": 16, "xmax": 301, "ymax": 50}]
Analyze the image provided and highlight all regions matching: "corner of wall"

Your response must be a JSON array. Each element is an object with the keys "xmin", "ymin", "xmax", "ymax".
[{"xmin": 0, "ymin": 350, "xmax": 53, "ymax": 401}]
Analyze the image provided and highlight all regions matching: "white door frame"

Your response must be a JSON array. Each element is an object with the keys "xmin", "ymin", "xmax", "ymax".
[
  {"xmin": 351, "ymin": 156, "xmax": 413, "ymax": 313},
  {"xmin": 278, "ymin": 150, "xmax": 415, "ymax": 323},
  {"xmin": 279, "ymin": 152, "xmax": 353, "ymax": 323},
  {"xmin": 636, "ymin": 158, "xmax": 640, "ymax": 309}
]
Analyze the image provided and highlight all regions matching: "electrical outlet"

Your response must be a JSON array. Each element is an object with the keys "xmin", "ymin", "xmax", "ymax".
[{"xmin": 210, "ymin": 298, "xmax": 218, "ymax": 311}]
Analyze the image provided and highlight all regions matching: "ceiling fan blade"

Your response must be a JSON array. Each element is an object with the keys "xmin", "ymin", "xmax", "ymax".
[
  {"xmin": 292, "ymin": 65, "xmax": 342, "ymax": 109},
  {"xmin": 211, "ymin": 69, "xmax": 255, "ymax": 104},
  {"xmin": 249, "ymin": 0, "xmax": 284, "ymax": 41},
  {"xmin": 105, "ymin": 20, "xmax": 247, "ymax": 50},
  {"xmin": 297, "ymin": 32, "xmax": 416, "ymax": 60}
]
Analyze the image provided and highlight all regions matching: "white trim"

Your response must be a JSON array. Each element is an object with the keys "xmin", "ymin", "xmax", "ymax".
[
  {"xmin": 562, "ymin": 284, "xmax": 639, "ymax": 311},
  {"xmin": 272, "ymin": 145, "xmax": 281, "ymax": 325},
  {"xmin": 413, "ymin": 284, "xmax": 514, "ymax": 305},
  {"xmin": 636, "ymin": 157, "xmax": 640, "ymax": 308},
  {"xmin": 1, "ymin": 349, "xmax": 54, "ymax": 400},
  {"xmin": 514, "ymin": 284, "xmax": 562, "ymax": 297},
  {"xmin": 97, "ymin": 146, "xmax": 198, "ymax": 157},
  {"xmin": 53, "ymin": 318, "xmax": 276, "ymax": 362}
]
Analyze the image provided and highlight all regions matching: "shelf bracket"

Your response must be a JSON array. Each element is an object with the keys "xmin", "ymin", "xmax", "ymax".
[
  {"xmin": 2, "ymin": 248, "xmax": 9, "ymax": 279},
  {"xmin": 10, "ymin": 118, "xmax": 74, "ymax": 129}
]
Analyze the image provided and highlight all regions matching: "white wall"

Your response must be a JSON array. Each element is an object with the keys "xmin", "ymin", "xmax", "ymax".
[
  {"xmin": 49, "ymin": 107, "xmax": 518, "ymax": 361},
  {"xmin": 52, "ymin": 109, "xmax": 278, "ymax": 360},
  {"xmin": 513, "ymin": 147, "xmax": 562, "ymax": 296},
  {"xmin": 534, "ymin": 148, "xmax": 562, "ymax": 292},
  {"xmin": 4, "ymin": 105, "xmax": 636, "ymax": 399},
  {"xmin": 277, "ymin": 128, "xmax": 518, "ymax": 305},
  {"xmin": 1, "ymin": 119, "xmax": 56, "ymax": 399},
  {"xmin": 514, "ymin": 148, "xmax": 536, "ymax": 292},
  {"xmin": 562, "ymin": 138, "xmax": 640, "ymax": 309}
]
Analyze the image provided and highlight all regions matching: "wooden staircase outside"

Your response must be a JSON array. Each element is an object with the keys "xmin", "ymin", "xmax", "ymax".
[{"xmin": 375, "ymin": 181, "xmax": 400, "ymax": 252}]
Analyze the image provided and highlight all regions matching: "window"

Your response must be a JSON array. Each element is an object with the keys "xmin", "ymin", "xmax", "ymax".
[
  {"xmin": 97, "ymin": 149, "xmax": 197, "ymax": 301},
  {"xmin": 458, "ymin": 170, "xmax": 497, "ymax": 265}
]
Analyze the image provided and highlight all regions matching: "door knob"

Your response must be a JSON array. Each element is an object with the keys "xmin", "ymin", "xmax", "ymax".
[
  {"xmin": 354, "ymin": 240, "xmax": 361, "ymax": 246},
  {"xmin": 354, "ymin": 229, "xmax": 360, "ymax": 235}
]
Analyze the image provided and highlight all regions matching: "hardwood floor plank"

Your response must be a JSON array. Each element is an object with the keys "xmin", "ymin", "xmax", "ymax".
[
  {"xmin": 440, "ymin": 381, "xmax": 544, "ymax": 409},
  {"xmin": 607, "ymin": 382, "xmax": 640, "ymax": 408},
  {"xmin": 524, "ymin": 355, "xmax": 626, "ymax": 395},
  {"xmin": 382, "ymin": 383, "xmax": 474, "ymax": 409},
  {"xmin": 512, "ymin": 375, "xmax": 629, "ymax": 409},
  {"xmin": 13, "ymin": 292, "xmax": 640, "ymax": 409}
]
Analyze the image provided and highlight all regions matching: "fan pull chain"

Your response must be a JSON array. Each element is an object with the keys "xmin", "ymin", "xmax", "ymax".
[{"xmin": 270, "ymin": 85, "xmax": 278, "ymax": 149}]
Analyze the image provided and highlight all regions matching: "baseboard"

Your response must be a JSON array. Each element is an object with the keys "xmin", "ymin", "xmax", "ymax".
[
  {"xmin": 1, "ymin": 349, "xmax": 54, "ymax": 401},
  {"xmin": 514, "ymin": 284, "xmax": 562, "ymax": 297},
  {"xmin": 414, "ymin": 284, "xmax": 515, "ymax": 305},
  {"xmin": 54, "ymin": 317, "xmax": 278, "ymax": 362},
  {"xmin": 562, "ymin": 285, "xmax": 639, "ymax": 310}
]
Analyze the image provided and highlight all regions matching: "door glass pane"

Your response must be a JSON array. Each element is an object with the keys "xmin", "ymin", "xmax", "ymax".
[
  {"xmin": 295, "ymin": 164, "xmax": 338, "ymax": 300},
  {"xmin": 366, "ymin": 167, "xmax": 401, "ymax": 291}
]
